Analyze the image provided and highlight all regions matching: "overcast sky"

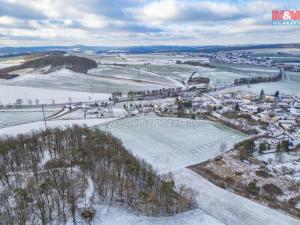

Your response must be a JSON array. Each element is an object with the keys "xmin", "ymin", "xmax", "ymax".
[{"xmin": 0, "ymin": 0, "xmax": 299, "ymax": 47}]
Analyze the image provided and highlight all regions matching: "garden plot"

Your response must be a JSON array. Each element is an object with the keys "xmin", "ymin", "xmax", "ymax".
[
  {"xmin": 98, "ymin": 116, "xmax": 248, "ymax": 173},
  {"xmin": 256, "ymin": 151, "xmax": 300, "ymax": 182}
]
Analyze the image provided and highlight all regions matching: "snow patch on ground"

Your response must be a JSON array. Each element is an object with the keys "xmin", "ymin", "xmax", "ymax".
[
  {"xmin": 39, "ymin": 150, "xmax": 51, "ymax": 167},
  {"xmin": 78, "ymin": 176, "xmax": 94, "ymax": 208},
  {"xmin": 0, "ymin": 63, "xmax": 21, "ymax": 69}
]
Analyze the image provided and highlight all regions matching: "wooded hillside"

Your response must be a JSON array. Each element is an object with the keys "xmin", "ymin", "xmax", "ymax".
[
  {"xmin": 0, "ymin": 126, "xmax": 196, "ymax": 225},
  {"xmin": 0, "ymin": 55, "xmax": 97, "ymax": 79}
]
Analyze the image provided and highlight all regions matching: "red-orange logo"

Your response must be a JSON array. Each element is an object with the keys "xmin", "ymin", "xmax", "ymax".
[{"xmin": 272, "ymin": 10, "xmax": 300, "ymax": 25}]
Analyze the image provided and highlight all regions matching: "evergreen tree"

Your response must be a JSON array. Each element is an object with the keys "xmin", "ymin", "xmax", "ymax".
[
  {"xmin": 259, "ymin": 143, "xmax": 266, "ymax": 154},
  {"xmin": 234, "ymin": 103, "xmax": 240, "ymax": 112},
  {"xmin": 281, "ymin": 140, "xmax": 289, "ymax": 152},
  {"xmin": 259, "ymin": 89, "xmax": 265, "ymax": 100},
  {"xmin": 276, "ymin": 143, "xmax": 281, "ymax": 152}
]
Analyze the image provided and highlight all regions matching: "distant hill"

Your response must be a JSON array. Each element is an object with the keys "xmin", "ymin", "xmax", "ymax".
[
  {"xmin": 196, "ymin": 44, "xmax": 300, "ymax": 53},
  {"xmin": 0, "ymin": 50, "xmax": 65, "ymax": 59},
  {"xmin": 0, "ymin": 55, "xmax": 97, "ymax": 79},
  {"xmin": 1, "ymin": 43, "xmax": 300, "ymax": 55}
]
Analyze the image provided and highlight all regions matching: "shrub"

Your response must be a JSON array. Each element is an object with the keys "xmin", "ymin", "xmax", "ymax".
[
  {"xmin": 255, "ymin": 170, "xmax": 272, "ymax": 178},
  {"xmin": 44, "ymin": 159, "xmax": 70, "ymax": 170},
  {"xmin": 262, "ymin": 183, "xmax": 283, "ymax": 196},
  {"xmin": 224, "ymin": 177, "xmax": 235, "ymax": 188},
  {"xmin": 80, "ymin": 207, "xmax": 96, "ymax": 222},
  {"xmin": 246, "ymin": 181, "xmax": 260, "ymax": 195}
]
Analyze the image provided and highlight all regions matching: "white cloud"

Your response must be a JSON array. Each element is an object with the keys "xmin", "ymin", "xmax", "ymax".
[
  {"xmin": 0, "ymin": 16, "xmax": 17, "ymax": 25},
  {"xmin": 0, "ymin": 0, "xmax": 299, "ymax": 46},
  {"xmin": 140, "ymin": 0, "xmax": 179, "ymax": 21}
]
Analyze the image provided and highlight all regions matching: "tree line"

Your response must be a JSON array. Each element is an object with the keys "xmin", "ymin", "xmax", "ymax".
[{"xmin": 234, "ymin": 72, "xmax": 283, "ymax": 86}]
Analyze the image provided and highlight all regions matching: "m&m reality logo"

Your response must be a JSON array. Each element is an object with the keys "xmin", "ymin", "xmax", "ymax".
[{"xmin": 272, "ymin": 10, "xmax": 300, "ymax": 25}]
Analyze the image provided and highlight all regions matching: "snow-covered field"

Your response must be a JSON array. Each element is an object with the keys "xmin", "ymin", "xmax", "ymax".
[
  {"xmin": 0, "ymin": 109, "xmax": 56, "ymax": 128},
  {"xmin": 0, "ymin": 118, "xmax": 116, "ymax": 136},
  {"xmin": 0, "ymin": 57, "xmax": 24, "ymax": 68},
  {"xmin": 0, "ymin": 84, "xmax": 110, "ymax": 105},
  {"xmin": 78, "ymin": 53, "xmax": 278, "ymax": 86},
  {"xmin": 125, "ymin": 62, "xmax": 277, "ymax": 85},
  {"xmin": 88, "ymin": 65, "xmax": 182, "ymax": 87},
  {"xmin": 0, "ymin": 63, "xmax": 20, "ymax": 69},
  {"xmin": 98, "ymin": 116, "xmax": 248, "ymax": 173},
  {"xmin": 1, "ymin": 53, "xmax": 289, "ymax": 96},
  {"xmin": 126, "ymin": 63, "xmax": 201, "ymax": 83},
  {"xmin": 2, "ymin": 68, "xmax": 179, "ymax": 94},
  {"xmin": 83, "ymin": 52, "xmax": 206, "ymax": 65},
  {"xmin": 220, "ymin": 79, "xmax": 300, "ymax": 97},
  {"xmin": 118, "ymin": 53, "xmax": 202, "ymax": 64},
  {"xmin": 217, "ymin": 71, "xmax": 300, "ymax": 96}
]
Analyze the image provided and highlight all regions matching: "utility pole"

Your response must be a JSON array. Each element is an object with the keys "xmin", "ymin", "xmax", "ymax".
[
  {"xmin": 41, "ymin": 105, "xmax": 48, "ymax": 130},
  {"xmin": 90, "ymin": 84, "xmax": 93, "ymax": 102}
]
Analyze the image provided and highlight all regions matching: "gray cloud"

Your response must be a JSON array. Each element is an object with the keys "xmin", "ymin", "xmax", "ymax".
[
  {"xmin": 176, "ymin": 7, "xmax": 246, "ymax": 22},
  {"xmin": 0, "ymin": 1, "xmax": 46, "ymax": 19},
  {"xmin": 106, "ymin": 23, "xmax": 162, "ymax": 33},
  {"xmin": 72, "ymin": 0, "xmax": 142, "ymax": 20}
]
